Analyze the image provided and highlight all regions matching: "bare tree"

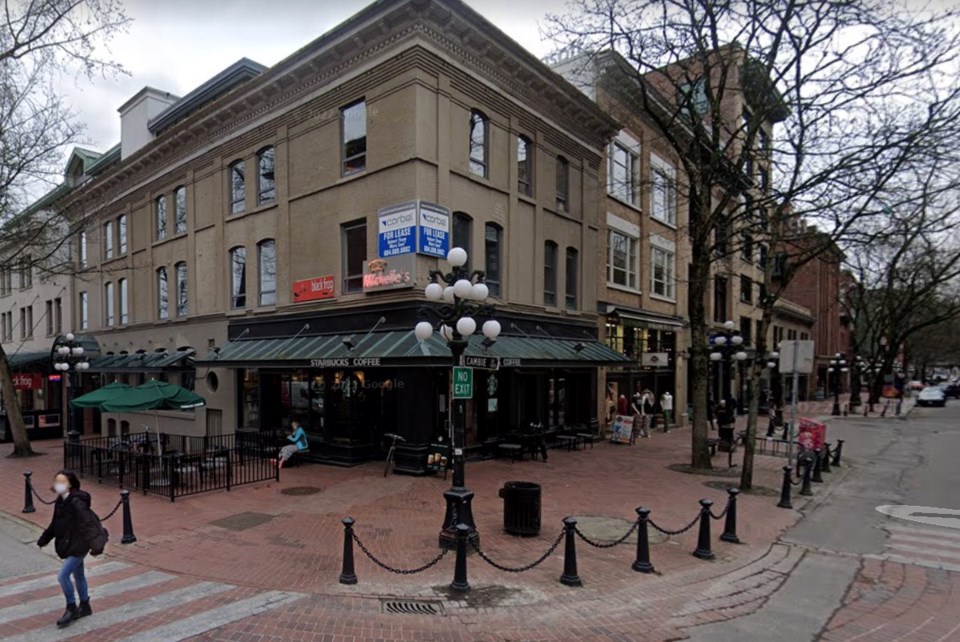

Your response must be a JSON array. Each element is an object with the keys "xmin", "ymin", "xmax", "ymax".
[
  {"xmin": 0, "ymin": 0, "xmax": 128, "ymax": 457},
  {"xmin": 546, "ymin": 0, "xmax": 960, "ymax": 481}
]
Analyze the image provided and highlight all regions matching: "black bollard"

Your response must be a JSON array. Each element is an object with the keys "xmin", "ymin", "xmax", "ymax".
[
  {"xmin": 821, "ymin": 443, "xmax": 832, "ymax": 473},
  {"xmin": 693, "ymin": 499, "xmax": 715, "ymax": 560},
  {"xmin": 832, "ymin": 439, "xmax": 844, "ymax": 467},
  {"xmin": 777, "ymin": 466, "xmax": 794, "ymax": 509},
  {"xmin": 720, "ymin": 488, "xmax": 740, "ymax": 544},
  {"xmin": 812, "ymin": 449, "xmax": 824, "ymax": 483},
  {"xmin": 120, "ymin": 489, "xmax": 137, "ymax": 544},
  {"xmin": 22, "ymin": 471, "xmax": 35, "ymax": 514},
  {"xmin": 338, "ymin": 517, "xmax": 358, "ymax": 585},
  {"xmin": 632, "ymin": 507, "xmax": 655, "ymax": 573},
  {"xmin": 559, "ymin": 517, "xmax": 583, "ymax": 587},
  {"xmin": 800, "ymin": 457, "xmax": 814, "ymax": 496},
  {"xmin": 450, "ymin": 523, "xmax": 470, "ymax": 592}
]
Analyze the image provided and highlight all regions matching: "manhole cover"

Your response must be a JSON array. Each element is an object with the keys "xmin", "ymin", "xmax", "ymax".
[
  {"xmin": 280, "ymin": 486, "xmax": 321, "ymax": 496},
  {"xmin": 667, "ymin": 463, "xmax": 740, "ymax": 478},
  {"xmin": 381, "ymin": 599, "xmax": 443, "ymax": 616},
  {"xmin": 571, "ymin": 515, "xmax": 668, "ymax": 545},
  {"xmin": 209, "ymin": 511, "xmax": 275, "ymax": 532}
]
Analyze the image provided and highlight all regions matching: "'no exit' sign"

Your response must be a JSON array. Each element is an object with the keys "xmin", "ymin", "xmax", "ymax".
[{"xmin": 452, "ymin": 367, "xmax": 473, "ymax": 399}]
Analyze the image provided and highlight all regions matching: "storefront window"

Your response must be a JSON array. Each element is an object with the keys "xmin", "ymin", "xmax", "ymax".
[{"xmin": 240, "ymin": 369, "xmax": 260, "ymax": 429}]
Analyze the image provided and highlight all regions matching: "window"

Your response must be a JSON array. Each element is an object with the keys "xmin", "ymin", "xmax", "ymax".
[
  {"xmin": 714, "ymin": 216, "xmax": 727, "ymax": 256},
  {"xmin": 258, "ymin": 239, "xmax": 277, "ymax": 306},
  {"xmin": 1, "ymin": 311, "xmax": 10, "ymax": 341},
  {"xmin": 555, "ymin": 156, "xmax": 569, "ymax": 212},
  {"xmin": 173, "ymin": 262, "xmax": 187, "ymax": 317},
  {"xmin": 741, "ymin": 233, "xmax": 753, "ymax": 262},
  {"xmin": 740, "ymin": 275, "xmax": 753, "ymax": 303},
  {"xmin": 565, "ymin": 247, "xmax": 578, "ymax": 310},
  {"xmin": 341, "ymin": 99, "xmax": 366, "ymax": 176},
  {"xmin": 157, "ymin": 267, "xmax": 169, "ymax": 320},
  {"xmin": 79, "ymin": 232, "xmax": 88, "ymax": 268},
  {"xmin": 517, "ymin": 135, "xmax": 533, "ymax": 196},
  {"xmin": 229, "ymin": 160, "xmax": 245, "ymax": 214},
  {"xmin": 758, "ymin": 283, "xmax": 768, "ymax": 305},
  {"xmin": 19, "ymin": 306, "xmax": 32, "ymax": 339},
  {"xmin": 607, "ymin": 229, "xmax": 638, "ymax": 289},
  {"xmin": 650, "ymin": 157, "xmax": 676, "ymax": 225},
  {"xmin": 45, "ymin": 300, "xmax": 53, "ymax": 336},
  {"xmin": 118, "ymin": 280, "xmax": 128, "ymax": 325},
  {"xmin": 104, "ymin": 282, "xmax": 114, "ymax": 326},
  {"xmin": 678, "ymin": 79, "xmax": 708, "ymax": 115},
  {"xmin": 155, "ymin": 195, "xmax": 167, "ymax": 241},
  {"xmin": 104, "ymin": 221, "xmax": 114, "ymax": 260},
  {"xmin": 452, "ymin": 213, "xmax": 472, "ymax": 271},
  {"xmin": 341, "ymin": 222, "xmax": 366, "ymax": 294},
  {"xmin": 79, "ymin": 291, "xmax": 88, "ymax": 330},
  {"xmin": 651, "ymin": 246, "xmax": 676, "ymax": 299},
  {"xmin": 0, "ymin": 269, "xmax": 9, "ymax": 296},
  {"xmin": 469, "ymin": 110, "xmax": 488, "ymax": 178},
  {"xmin": 484, "ymin": 224, "xmax": 502, "ymax": 297},
  {"xmin": 608, "ymin": 140, "xmax": 639, "ymax": 205},
  {"xmin": 787, "ymin": 329, "xmax": 797, "ymax": 341},
  {"xmin": 174, "ymin": 186, "xmax": 187, "ymax": 234},
  {"xmin": 19, "ymin": 256, "xmax": 31, "ymax": 289},
  {"xmin": 544, "ymin": 241, "xmax": 557, "ymax": 306},
  {"xmin": 118, "ymin": 215, "xmax": 127, "ymax": 254},
  {"xmin": 713, "ymin": 277, "xmax": 728, "ymax": 323},
  {"xmin": 740, "ymin": 317, "xmax": 752, "ymax": 345},
  {"xmin": 800, "ymin": 331, "xmax": 809, "ymax": 341},
  {"xmin": 257, "ymin": 147, "xmax": 276, "ymax": 204},
  {"xmin": 230, "ymin": 247, "xmax": 247, "ymax": 307},
  {"xmin": 758, "ymin": 244, "xmax": 768, "ymax": 270}
]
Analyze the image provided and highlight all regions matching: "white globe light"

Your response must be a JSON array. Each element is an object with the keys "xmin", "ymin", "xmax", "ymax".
[
  {"xmin": 841, "ymin": 367, "xmax": 849, "ymax": 372},
  {"xmin": 710, "ymin": 352, "xmax": 722, "ymax": 361},
  {"xmin": 58, "ymin": 346, "xmax": 70, "ymax": 356},
  {"xmin": 767, "ymin": 361, "xmax": 777, "ymax": 369},
  {"xmin": 471, "ymin": 282, "xmax": 489, "ymax": 301},
  {"xmin": 440, "ymin": 324, "xmax": 454, "ymax": 341},
  {"xmin": 723, "ymin": 320, "xmax": 736, "ymax": 331},
  {"xmin": 730, "ymin": 335, "xmax": 744, "ymax": 346},
  {"xmin": 714, "ymin": 336, "xmax": 727, "ymax": 346},
  {"xmin": 735, "ymin": 351, "xmax": 748, "ymax": 361},
  {"xmin": 442, "ymin": 286, "xmax": 455, "ymax": 303},
  {"xmin": 770, "ymin": 351, "xmax": 779, "ymax": 359},
  {"xmin": 65, "ymin": 333, "xmax": 75, "ymax": 341},
  {"xmin": 425, "ymin": 283, "xmax": 443, "ymax": 301},
  {"xmin": 453, "ymin": 279, "xmax": 473, "ymax": 299},
  {"xmin": 456, "ymin": 316, "xmax": 477, "ymax": 337},
  {"xmin": 414, "ymin": 321, "xmax": 434, "ymax": 341},
  {"xmin": 72, "ymin": 346, "xmax": 84, "ymax": 356},
  {"xmin": 447, "ymin": 247, "xmax": 468, "ymax": 267},
  {"xmin": 60, "ymin": 363, "xmax": 70, "ymax": 371},
  {"xmin": 482, "ymin": 320, "xmax": 501, "ymax": 340},
  {"xmin": 78, "ymin": 361, "xmax": 90, "ymax": 370}
]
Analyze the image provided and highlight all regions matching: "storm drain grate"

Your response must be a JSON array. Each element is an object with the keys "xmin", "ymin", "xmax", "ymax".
[{"xmin": 380, "ymin": 599, "xmax": 444, "ymax": 616}]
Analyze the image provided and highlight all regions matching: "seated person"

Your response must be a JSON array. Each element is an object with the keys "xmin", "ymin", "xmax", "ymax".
[{"xmin": 276, "ymin": 421, "xmax": 308, "ymax": 468}]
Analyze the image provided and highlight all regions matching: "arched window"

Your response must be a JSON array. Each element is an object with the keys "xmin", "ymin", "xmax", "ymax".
[
  {"xmin": 452, "ymin": 212, "xmax": 472, "ymax": 271},
  {"xmin": 119, "ymin": 278, "xmax": 128, "ymax": 325},
  {"xmin": 230, "ymin": 247, "xmax": 247, "ymax": 308},
  {"xmin": 517, "ymin": 135, "xmax": 533, "ymax": 196},
  {"xmin": 175, "ymin": 261, "xmax": 188, "ymax": 317},
  {"xmin": 484, "ymin": 223, "xmax": 502, "ymax": 297},
  {"xmin": 555, "ymin": 156, "xmax": 569, "ymax": 212},
  {"xmin": 118, "ymin": 214, "xmax": 128, "ymax": 254},
  {"xmin": 258, "ymin": 239, "xmax": 277, "ymax": 306},
  {"xmin": 544, "ymin": 241, "xmax": 557, "ymax": 307},
  {"xmin": 174, "ymin": 186, "xmax": 187, "ymax": 233},
  {"xmin": 156, "ymin": 267, "xmax": 169, "ymax": 320},
  {"xmin": 155, "ymin": 195, "xmax": 167, "ymax": 241},
  {"xmin": 103, "ymin": 282, "xmax": 114, "ymax": 327},
  {"xmin": 257, "ymin": 147, "xmax": 275, "ymax": 204},
  {"xmin": 229, "ymin": 160, "xmax": 245, "ymax": 214},
  {"xmin": 468, "ymin": 110, "xmax": 488, "ymax": 178}
]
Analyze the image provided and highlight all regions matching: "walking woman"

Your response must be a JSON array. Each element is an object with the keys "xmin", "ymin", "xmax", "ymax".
[{"xmin": 37, "ymin": 470, "xmax": 106, "ymax": 628}]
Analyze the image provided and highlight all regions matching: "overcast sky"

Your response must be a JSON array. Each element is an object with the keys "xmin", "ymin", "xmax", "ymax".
[{"xmin": 65, "ymin": 0, "xmax": 562, "ymax": 157}]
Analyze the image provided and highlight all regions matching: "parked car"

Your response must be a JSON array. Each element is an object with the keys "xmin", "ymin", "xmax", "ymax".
[
  {"xmin": 939, "ymin": 382, "xmax": 960, "ymax": 399},
  {"xmin": 917, "ymin": 387, "xmax": 947, "ymax": 407}
]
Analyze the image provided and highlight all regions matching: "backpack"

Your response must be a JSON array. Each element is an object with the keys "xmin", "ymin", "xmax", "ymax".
[{"xmin": 87, "ymin": 507, "xmax": 109, "ymax": 555}]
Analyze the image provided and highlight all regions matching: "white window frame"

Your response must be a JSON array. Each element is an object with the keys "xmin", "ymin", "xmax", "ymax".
[
  {"xmin": 606, "ymin": 213, "xmax": 640, "ymax": 291},
  {"xmin": 607, "ymin": 131, "xmax": 640, "ymax": 206},
  {"xmin": 650, "ymin": 153, "xmax": 677, "ymax": 226},
  {"xmin": 650, "ymin": 235, "xmax": 677, "ymax": 301}
]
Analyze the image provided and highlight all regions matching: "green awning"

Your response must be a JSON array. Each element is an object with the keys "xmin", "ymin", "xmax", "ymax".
[
  {"xmin": 5, "ymin": 351, "xmax": 49, "ymax": 370},
  {"xmin": 88, "ymin": 349, "xmax": 195, "ymax": 372},
  {"xmin": 70, "ymin": 381, "xmax": 131, "ymax": 409},
  {"xmin": 198, "ymin": 331, "xmax": 631, "ymax": 368}
]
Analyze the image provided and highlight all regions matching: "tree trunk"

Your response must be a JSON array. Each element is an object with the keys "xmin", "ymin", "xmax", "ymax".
[
  {"xmin": 739, "ymin": 314, "xmax": 770, "ymax": 490},
  {"xmin": 0, "ymin": 343, "xmax": 37, "ymax": 457},
  {"xmin": 688, "ymin": 251, "xmax": 713, "ymax": 470}
]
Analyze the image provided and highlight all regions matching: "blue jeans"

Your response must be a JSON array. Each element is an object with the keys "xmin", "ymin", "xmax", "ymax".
[{"xmin": 57, "ymin": 555, "xmax": 89, "ymax": 606}]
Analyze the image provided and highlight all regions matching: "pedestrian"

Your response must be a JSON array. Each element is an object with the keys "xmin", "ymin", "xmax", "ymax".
[
  {"xmin": 37, "ymin": 470, "xmax": 107, "ymax": 629},
  {"xmin": 275, "ymin": 420, "xmax": 309, "ymax": 468},
  {"xmin": 661, "ymin": 391, "xmax": 673, "ymax": 432},
  {"xmin": 630, "ymin": 393, "xmax": 643, "ymax": 443},
  {"xmin": 642, "ymin": 390, "xmax": 656, "ymax": 436},
  {"xmin": 617, "ymin": 394, "xmax": 629, "ymax": 416}
]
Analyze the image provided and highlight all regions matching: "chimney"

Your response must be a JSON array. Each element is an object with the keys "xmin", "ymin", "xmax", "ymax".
[{"xmin": 118, "ymin": 87, "xmax": 180, "ymax": 160}]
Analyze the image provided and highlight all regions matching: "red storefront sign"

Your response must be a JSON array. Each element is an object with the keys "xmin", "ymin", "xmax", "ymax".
[
  {"xmin": 292, "ymin": 275, "xmax": 335, "ymax": 303},
  {"xmin": 12, "ymin": 373, "xmax": 42, "ymax": 390}
]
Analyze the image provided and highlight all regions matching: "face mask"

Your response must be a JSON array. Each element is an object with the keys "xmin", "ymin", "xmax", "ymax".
[{"xmin": 53, "ymin": 482, "xmax": 69, "ymax": 496}]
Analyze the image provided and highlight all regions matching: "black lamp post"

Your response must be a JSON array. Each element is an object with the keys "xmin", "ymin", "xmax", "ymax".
[
  {"xmin": 51, "ymin": 333, "xmax": 90, "ymax": 440},
  {"xmin": 765, "ymin": 349, "xmax": 782, "ymax": 437},
  {"xmin": 828, "ymin": 352, "xmax": 848, "ymax": 416},
  {"xmin": 709, "ymin": 320, "xmax": 749, "ymax": 409},
  {"xmin": 414, "ymin": 246, "xmax": 500, "ymax": 549},
  {"xmin": 849, "ymin": 356, "xmax": 865, "ymax": 409}
]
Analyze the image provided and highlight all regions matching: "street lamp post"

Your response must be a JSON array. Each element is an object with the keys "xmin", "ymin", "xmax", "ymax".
[
  {"xmin": 765, "ymin": 349, "xmax": 781, "ymax": 437},
  {"xmin": 414, "ymin": 247, "xmax": 500, "ymax": 549},
  {"xmin": 51, "ymin": 333, "xmax": 90, "ymax": 447},
  {"xmin": 709, "ymin": 320, "xmax": 749, "ymax": 408},
  {"xmin": 828, "ymin": 352, "xmax": 848, "ymax": 416}
]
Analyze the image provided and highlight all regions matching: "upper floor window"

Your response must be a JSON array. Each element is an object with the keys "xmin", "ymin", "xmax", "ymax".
[
  {"xmin": 758, "ymin": 244, "xmax": 768, "ymax": 270},
  {"xmin": 650, "ymin": 156, "xmax": 677, "ymax": 225},
  {"xmin": 230, "ymin": 247, "xmax": 247, "ymax": 308},
  {"xmin": 19, "ymin": 256, "xmax": 31, "ymax": 290},
  {"xmin": 229, "ymin": 160, "xmax": 245, "ymax": 214},
  {"xmin": 565, "ymin": 247, "xmax": 579, "ymax": 310},
  {"xmin": 452, "ymin": 213, "xmax": 472, "ymax": 272},
  {"xmin": 678, "ymin": 79, "xmax": 708, "ymax": 115},
  {"xmin": 544, "ymin": 241, "xmax": 557, "ymax": 307},
  {"xmin": 258, "ymin": 239, "xmax": 277, "ymax": 306},
  {"xmin": 157, "ymin": 266, "xmax": 169, "ymax": 320},
  {"xmin": 484, "ymin": 224, "xmax": 502, "ymax": 297},
  {"xmin": 175, "ymin": 262, "xmax": 188, "ymax": 317},
  {"xmin": 740, "ymin": 316, "xmax": 753, "ymax": 345},
  {"xmin": 651, "ymin": 245, "xmax": 676, "ymax": 300},
  {"xmin": 0, "ymin": 269, "xmax": 10, "ymax": 296},
  {"xmin": 555, "ymin": 156, "xmax": 569, "ymax": 213},
  {"xmin": 174, "ymin": 186, "xmax": 187, "ymax": 234},
  {"xmin": 341, "ymin": 99, "xmax": 367, "ymax": 176},
  {"xmin": 608, "ymin": 137, "xmax": 639, "ymax": 206},
  {"xmin": 469, "ymin": 110, "xmax": 488, "ymax": 178},
  {"xmin": 119, "ymin": 278, "xmax": 128, "ymax": 325},
  {"xmin": 118, "ymin": 215, "xmax": 127, "ymax": 254},
  {"xmin": 341, "ymin": 222, "xmax": 366, "ymax": 294},
  {"xmin": 608, "ymin": 228, "xmax": 639, "ymax": 290},
  {"xmin": 45, "ymin": 300, "xmax": 53, "ymax": 336},
  {"xmin": 20, "ymin": 305, "xmax": 33, "ymax": 339},
  {"xmin": 257, "ymin": 147, "xmax": 276, "ymax": 204},
  {"xmin": 79, "ymin": 291, "xmax": 89, "ymax": 330},
  {"xmin": 517, "ymin": 135, "xmax": 533, "ymax": 196},
  {"xmin": 714, "ymin": 276, "xmax": 728, "ymax": 323},
  {"xmin": 155, "ymin": 195, "xmax": 167, "ymax": 241},
  {"xmin": 740, "ymin": 274, "xmax": 753, "ymax": 303},
  {"xmin": 103, "ymin": 221, "xmax": 114, "ymax": 260},
  {"xmin": 741, "ymin": 233, "xmax": 754, "ymax": 262},
  {"xmin": 104, "ymin": 282, "xmax": 114, "ymax": 327},
  {"xmin": 79, "ymin": 232, "xmax": 88, "ymax": 268}
]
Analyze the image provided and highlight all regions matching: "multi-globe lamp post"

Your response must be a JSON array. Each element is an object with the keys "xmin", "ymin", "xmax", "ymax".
[
  {"xmin": 413, "ymin": 247, "xmax": 500, "ymax": 549},
  {"xmin": 709, "ymin": 320, "xmax": 749, "ymax": 407},
  {"xmin": 764, "ymin": 349, "xmax": 781, "ymax": 437},
  {"xmin": 52, "ymin": 333, "xmax": 90, "ymax": 441},
  {"xmin": 828, "ymin": 352, "xmax": 848, "ymax": 416}
]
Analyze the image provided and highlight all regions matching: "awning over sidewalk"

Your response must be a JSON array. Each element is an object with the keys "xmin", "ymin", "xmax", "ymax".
[
  {"xmin": 601, "ymin": 304, "xmax": 685, "ymax": 331},
  {"xmin": 88, "ymin": 348, "xmax": 195, "ymax": 373},
  {"xmin": 5, "ymin": 351, "xmax": 49, "ymax": 370},
  {"xmin": 197, "ymin": 330, "xmax": 631, "ymax": 368}
]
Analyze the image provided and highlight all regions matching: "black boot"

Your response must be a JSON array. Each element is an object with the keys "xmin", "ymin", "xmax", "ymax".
[
  {"xmin": 56, "ymin": 604, "xmax": 78, "ymax": 628},
  {"xmin": 77, "ymin": 600, "xmax": 92, "ymax": 618}
]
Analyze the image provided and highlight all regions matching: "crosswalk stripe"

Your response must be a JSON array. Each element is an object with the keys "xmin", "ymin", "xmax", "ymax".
[
  {"xmin": 864, "ymin": 553, "xmax": 960, "ymax": 574},
  {"xmin": 890, "ymin": 533, "xmax": 960, "ymax": 552},
  {"xmin": 0, "ymin": 570, "xmax": 174, "ymax": 624},
  {"xmin": 0, "ymin": 561, "xmax": 129, "ymax": 599},
  {"xmin": 113, "ymin": 591, "xmax": 304, "ymax": 642},
  {"xmin": 0, "ymin": 581, "xmax": 234, "ymax": 642},
  {"xmin": 887, "ymin": 543, "xmax": 960, "ymax": 563},
  {"xmin": 885, "ymin": 524, "xmax": 960, "ymax": 541}
]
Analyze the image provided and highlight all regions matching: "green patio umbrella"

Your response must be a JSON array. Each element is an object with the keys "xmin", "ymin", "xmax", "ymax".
[
  {"xmin": 100, "ymin": 380, "xmax": 205, "ymax": 413},
  {"xmin": 69, "ymin": 381, "xmax": 131, "ymax": 409}
]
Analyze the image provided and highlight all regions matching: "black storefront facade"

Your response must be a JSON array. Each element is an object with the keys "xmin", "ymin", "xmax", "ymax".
[{"xmin": 200, "ymin": 303, "xmax": 629, "ymax": 471}]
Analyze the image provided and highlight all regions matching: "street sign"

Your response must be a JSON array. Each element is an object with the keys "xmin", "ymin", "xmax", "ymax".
[
  {"xmin": 377, "ymin": 202, "xmax": 417, "ymax": 258},
  {"xmin": 462, "ymin": 355, "xmax": 499, "ymax": 370},
  {"xmin": 453, "ymin": 366, "xmax": 473, "ymax": 399},
  {"xmin": 779, "ymin": 340, "xmax": 815, "ymax": 374}
]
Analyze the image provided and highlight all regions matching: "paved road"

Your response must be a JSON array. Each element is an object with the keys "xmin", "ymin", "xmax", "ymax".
[{"xmin": 687, "ymin": 402, "xmax": 960, "ymax": 641}]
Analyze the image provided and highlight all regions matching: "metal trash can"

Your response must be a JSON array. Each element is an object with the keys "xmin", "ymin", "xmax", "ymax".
[{"xmin": 499, "ymin": 481, "xmax": 541, "ymax": 536}]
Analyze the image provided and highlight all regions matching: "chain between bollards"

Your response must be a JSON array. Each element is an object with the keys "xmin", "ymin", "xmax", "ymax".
[
  {"xmin": 720, "ymin": 488, "xmax": 740, "ymax": 544},
  {"xmin": 777, "ymin": 466, "xmax": 794, "ymax": 509},
  {"xmin": 450, "ymin": 523, "xmax": 470, "ymax": 592},
  {"xmin": 22, "ymin": 471, "xmax": 35, "ymax": 514},
  {"xmin": 559, "ymin": 517, "xmax": 582, "ymax": 587},
  {"xmin": 339, "ymin": 517, "xmax": 358, "ymax": 585},
  {"xmin": 832, "ymin": 439, "xmax": 844, "ymax": 467},
  {"xmin": 632, "ymin": 507, "xmax": 655, "ymax": 574},
  {"xmin": 692, "ymin": 499, "xmax": 715, "ymax": 560}
]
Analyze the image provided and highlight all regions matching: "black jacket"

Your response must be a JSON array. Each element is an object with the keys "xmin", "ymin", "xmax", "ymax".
[{"xmin": 37, "ymin": 490, "xmax": 101, "ymax": 559}]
